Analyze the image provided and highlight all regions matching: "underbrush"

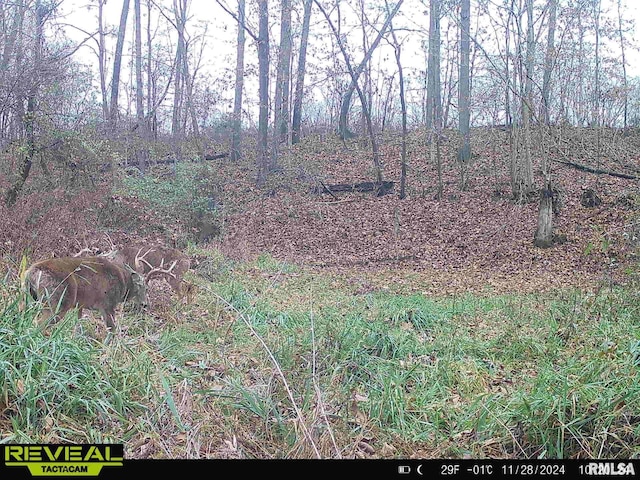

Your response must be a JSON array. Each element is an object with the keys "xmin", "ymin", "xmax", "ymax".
[
  {"xmin": 1, "ymin": 252, "xmax": 639, "ymax": 459},
  {"xmin": 119, "ymin": 163, "xmax": 222, "ymax": 245}
]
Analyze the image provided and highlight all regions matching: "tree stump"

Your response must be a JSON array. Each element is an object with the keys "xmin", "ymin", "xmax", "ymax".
[
  {"xmin": 581, "ymin": 188, "xmax": 602, "ymax": 208},
  {"xmin": 534, "ymin": 181, "xmax": 554, "ymax": 248}
]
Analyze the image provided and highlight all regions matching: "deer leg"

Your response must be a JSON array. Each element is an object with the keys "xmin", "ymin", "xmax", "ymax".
[{"xmin": 100, "ymin": 308, "xmax": 117, "ymax": 332}]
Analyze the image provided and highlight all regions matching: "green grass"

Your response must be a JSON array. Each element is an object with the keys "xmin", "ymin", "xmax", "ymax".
[
  {"xmin": 0, "ymin": 295, "xmax": 153, "ymax": 443},
  {"xmin": 1, "ymin": 254, "xmax": 639, "ymax": 459}
]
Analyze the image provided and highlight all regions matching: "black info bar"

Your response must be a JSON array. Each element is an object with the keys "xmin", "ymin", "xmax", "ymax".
[{"xmin": 1, "ymin": 446, "xmax": 638, "ymax": 479}]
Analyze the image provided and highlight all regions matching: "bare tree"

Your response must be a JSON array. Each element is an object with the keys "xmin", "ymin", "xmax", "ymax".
[
  {"xmin": 425, "ymin": 0, "xmax": 441, "ymax": 133},
  {"xmin": 5, "ymin": 0, "xmax": 47, "ymax": 206},
  {"xmin": 458, "ymin": 0, "xmax": 471, "ymax": 179},
  {"xmin": 387, "ymin": 1, "xmax": 407, "ymax": 199},
  {"xmin": 109, "ymin": 0, "xmax": 131, "ymax": 132},
  {"xmin": 256, "ymin": 0, "xmax": 271, "ymax": 187},
  {"xmin": 1, "ymin": 0, "xmax": 27, "ymax": 145},
  {"xmin": 534, "ymin": 0, "xmax": 558, "ymax": 248},
  {"xmin": 134, "ymin": 0, "xmax": 148, "ymax": 173},
  {"xmin": 426, "ymin": 0, "xmax": 443, "ymax": 199},
  {"xmin": 171, "ymin": 0, "xmax": 187, "ymax": 140},
  {"xmin": 336, "ymin": 0, "xmax": 404, "ymax": 140},
  {"xmin": 146, "ymin": 0, "xmax": 157, "ymax": 139},
  {"xmin": 291, "ymin": 0, "xmax": 312, "ymax": 145},
  {"xmin": 273, "ymin": 0, "xmax": 292, "ymax": 147},
  {"xmin": 214, "ymin": 0, "xmax": 271, "ymax": 186},
  {"xmin": 510, "ymin": 0, "xmax": 535, "ymax": 200},
  {"xmin": 230, "ymin": 0, "xmax": 246, "ymax": 161},
  {"xmin": 616, "ymin": 0, "xmax": 628, "ymax": 129},
  {"xmin": 315, "ymin": 0, "xmax": 384, "ymax": 188},
  {"xmin": 504, "ymin": 0, "xmax": 513, "ymax": 129},
  {"xmin": 182, "ymin": 32, "xmax": 204, "ymax": 140},
  {"xmin": 97, "ymin": 0, "xmax": 109, "ymax": 122},
  {"xmin": 593, "ymin": 0, "xmax": 601, "ymax": 178},
  {"xmin": 541, "ymin": 0, "xmax": 557, "ymax": 126}
]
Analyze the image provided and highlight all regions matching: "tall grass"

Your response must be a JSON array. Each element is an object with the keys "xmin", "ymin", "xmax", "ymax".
[
  {"xmin": 0, "ymin": 289, "xmax": 157, "ymax": 445},
  {"xmin": 1, "ymin": 254, "xmax": 639, "ymax": 458}
]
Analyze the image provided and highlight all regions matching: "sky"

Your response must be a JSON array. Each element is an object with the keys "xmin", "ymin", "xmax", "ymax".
[{"xmin": 59, "ymin": 0, "xmax": 640, "ymax": 124}]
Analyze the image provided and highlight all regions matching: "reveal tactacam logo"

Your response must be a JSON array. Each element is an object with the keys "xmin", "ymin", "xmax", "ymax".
[{"xmin": 3, "ymin": 444, "xmax": 123, "ymax": 477}]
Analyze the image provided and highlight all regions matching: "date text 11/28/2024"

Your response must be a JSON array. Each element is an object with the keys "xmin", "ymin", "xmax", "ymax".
[{"xmin": 397, "ymin": 461, "xmax": 637, "ymax": 477}]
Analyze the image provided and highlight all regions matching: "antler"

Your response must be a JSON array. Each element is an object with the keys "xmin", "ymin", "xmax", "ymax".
[
  {"xmin": 73, "ymin": 235, "xmax": 118, "ymax": 258},
  {"xmin": 73, "ymin": 246, "xmax": 101, "ymax": 257},
  {"xmin": 134, "ymin": 248, "xmax": 177, "ymax": 281}
]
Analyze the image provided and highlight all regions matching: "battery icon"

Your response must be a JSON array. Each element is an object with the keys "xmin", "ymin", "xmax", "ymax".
[{"xmin": 398, "ymin": 465, "xmax": 411, "ymax": 474}]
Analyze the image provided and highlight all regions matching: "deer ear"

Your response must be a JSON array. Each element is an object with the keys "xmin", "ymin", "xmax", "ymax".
[{"xmin": 125, "ymin": 263, "xmax": 142, "ymax": 280}]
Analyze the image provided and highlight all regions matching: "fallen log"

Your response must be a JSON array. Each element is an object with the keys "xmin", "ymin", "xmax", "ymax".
[
  {"xmin": 553, "ymin": 159, "xmax": 638, "ymax": 180},
  {"xmin": 314, "ymin": 181, "xmax": 395, "ymax": 196}
]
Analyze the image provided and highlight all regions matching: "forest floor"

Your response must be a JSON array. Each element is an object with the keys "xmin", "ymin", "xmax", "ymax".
[
  {"xmin": 1, "ymin": 126, "xmax": 638, "ymax": 293},
  {"xmin": 213, "ymin": 127, "xmax": 640, "ymax": 296}
]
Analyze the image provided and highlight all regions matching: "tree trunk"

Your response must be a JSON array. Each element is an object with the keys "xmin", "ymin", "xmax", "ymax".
[
  {"xmin": 426, "ymin": 0, "xmax": 441, "ymax": 132},
  {"xmin": 387, "ymin": 2, "xmax": 407, "ymax": 199},
  {"xmin": 109, "ymin": 0, "xmax": 131, "ymax": 132},
  {"xmin": 426, "ymin": 0, "xmax": 442, "ymax": 198},
  {"xmin": 441, "ymin": 31, "xmax": 456, "ymax": 129},
  {"xmin": 230, "ymin": 0, "xmax": 246, "ymax": 161},
  {"xmin": 291, "ymin": 0, "xmax": 312, "ymax": 145},
  {"xmin": 171, "ymin": 0, "xmax": 188, "ymax": 169},
  {"xmin": 534, "ymin": 180, "xmax": 554, "ymax": 248},
  {"xmin": 272, "ymin": 0, "xmax": 292, "ymax": 164},
  {"xmin": 617, "ymin": 0, "xmax": 628, "ymax": 129},
  {"xmin": 171, "ymin": 0, "xmax": 187, "ymax": 139},
  {"xmin": 541, "ymin": 0, "xmax": 557, "ymax": 125},
  {"xmin": 337, "ymin": 0, "xmax": 403, "ymax": 139},
  {"xmin": 504, "ymin": 0, "xmax": 512, "ymax": 128},
  {"xmin": 593, "ymin": 0, "xmax": 601, "ymax": 180},
  {"xmin": 576, "ymin": 15, "xmax": 586, "ymax": 125},
  {"xmin": 183, "ymin": 47, "xmax": 200, "ymax": 138},
  {"xmin": 98, "ymin": 0, "xmax": 109, "ymax": 123},
  {"xmin": 134, "ymin": 0, "xmax": 147, "ymax": 174},
  {"xmin": 513, "ymin": 0, "xmax": 534, "ymax": 200},
  {"xmin": 146, "ymin": 0, "xmax": 157, "ymax": 140},
  {"xmin": 458, "ymin": 0, "xmax": 471, "ymax": 166},
  {"xmin": 256, "ymin": 0, "xmax": 270, "ymax": 187}
]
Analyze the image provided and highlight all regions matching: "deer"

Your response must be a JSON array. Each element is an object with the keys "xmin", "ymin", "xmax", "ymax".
[
  {"xmin": 73, "ymin": 241, "xmax": 194, "ymax": 304},
  {"xmin": 22, "ymin": 256, "xmax": 147, "ymax": 331},
  {"xmin": 23, "ymin": 252, "xmax": 181, "ymax": 331},
  {"xmin": 76, "ymin": 244, "xmax": 193, "ymax": 300}
]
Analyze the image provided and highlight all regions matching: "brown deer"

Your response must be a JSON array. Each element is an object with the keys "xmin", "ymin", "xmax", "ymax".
[{"xmin": 22, "ymin": 256, "xmax": 147, "ymax": 331}]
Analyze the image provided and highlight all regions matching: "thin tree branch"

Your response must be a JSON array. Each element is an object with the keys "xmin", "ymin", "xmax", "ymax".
[{"xmin": 214, "ymin": 0, "xmax": 258, "ymax": 42}]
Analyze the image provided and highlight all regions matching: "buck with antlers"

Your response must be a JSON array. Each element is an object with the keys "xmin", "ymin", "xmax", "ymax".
[
  {"xmin": 75, "ymin": 244, "xmax": 192, "ymax": 300},
  {"xmin": 109, "ymin": 246, "xmax": 192, "ymax": 298},
  {"xmin": 22, "ymin": 256, "xmax": 147, "ymax": 331}
]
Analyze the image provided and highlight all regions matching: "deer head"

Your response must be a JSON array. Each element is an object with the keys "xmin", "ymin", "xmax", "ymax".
[
  {"xmin": 22, "ymin": 256, "xmax": 146, "ymax": 331},
  {"xmin": 112, "ymin": 246, "xmax": 192, "ymax": 298}
]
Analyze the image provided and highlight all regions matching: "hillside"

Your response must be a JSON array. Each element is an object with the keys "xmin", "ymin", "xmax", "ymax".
[
  {"xmin": 1, "ymin": 128, "xmax": 639, "ymax": 460},
  {"xmin": 1, "ymin": 127, "xmax": 638, "ymax": 292},
  {"xmin": 215, "ymin": 128, "xmax": 638, "ymax": 295}
]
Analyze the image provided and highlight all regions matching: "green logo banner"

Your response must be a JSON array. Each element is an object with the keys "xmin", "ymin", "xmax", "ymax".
[{"xmin": 3, "ymin": 445, "xmax": 124, "ymax": 478}]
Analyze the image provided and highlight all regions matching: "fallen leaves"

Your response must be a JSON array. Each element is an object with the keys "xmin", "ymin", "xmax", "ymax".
[{"xmin": 218, "ymin": 131, "xmax": 636, "ymax": 295}]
